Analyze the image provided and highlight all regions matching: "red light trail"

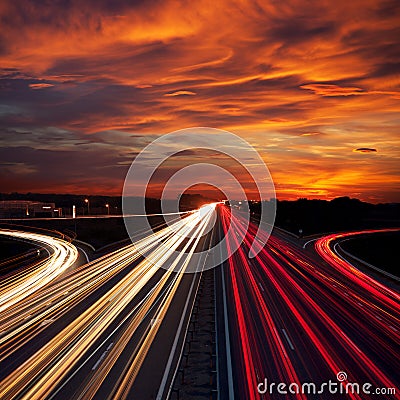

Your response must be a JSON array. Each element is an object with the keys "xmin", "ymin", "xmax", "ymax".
[{"xmin": 220, "ymin": 205, "xmax": 399, "ymax": 398}]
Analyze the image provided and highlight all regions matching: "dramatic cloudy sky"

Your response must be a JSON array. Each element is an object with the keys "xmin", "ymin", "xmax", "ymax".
[{"xmin": 0, "ymin": 0, "xmax": 399, "ymax": 201}]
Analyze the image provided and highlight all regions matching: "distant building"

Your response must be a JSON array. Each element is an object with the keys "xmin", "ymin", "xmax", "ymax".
[{"xmin": 0, "ymin": 200, "xmax": 59, "ymax": 218}]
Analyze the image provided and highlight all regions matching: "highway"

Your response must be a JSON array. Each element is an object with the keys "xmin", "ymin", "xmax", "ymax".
[
  {"xmin": 0, "ymin": 205, "xmax": 399, "ymax": 399},
  {"xmin": 219, "ymin": 206, "xmax": 399, "ymax": 399},
  {"xmin": 0, "ymin": 205, "xmax": 217, "ymax": 400}
]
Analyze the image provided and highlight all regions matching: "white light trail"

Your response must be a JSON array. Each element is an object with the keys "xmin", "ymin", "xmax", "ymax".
[
  {"xmin": 0, "ymin": 229, "xmax": 78, "ymax": 313},
  {"xmin": 0, "ymin": 205, "xmax": 217, "ymax": 400}
]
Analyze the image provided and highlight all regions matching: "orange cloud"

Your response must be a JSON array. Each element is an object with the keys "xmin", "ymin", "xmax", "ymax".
[
  {"xmin": 0, "ymin": 0, "xmax": 399, "ymax": 202},
  {"xmin": 300, "ymin": 132, "xmax": 321, "ymax": 137},
  {"xmin": 164, "ymin": 90, "xmax": 197, "ymax": 97},
  {"xmin": 300, "ymin": 84, "xmax": 364, "ymax": 96},
  {"xmin": 301, "ymin": 83, "xmax": 400, "ymax": 98},
  {"xmin": 29, "ymin": 83, "xmax": 54, "ymax": 90}
]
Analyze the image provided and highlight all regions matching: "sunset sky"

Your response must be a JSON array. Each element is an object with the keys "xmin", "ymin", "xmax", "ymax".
[{"xmin": 1, "ymin": 0, "xmax": 399, "ymax": 202}]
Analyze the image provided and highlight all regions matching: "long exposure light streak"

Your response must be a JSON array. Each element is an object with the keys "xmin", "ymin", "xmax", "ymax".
[
  {"xmin": 0, "ymin": 229, "xmax": 78, "ymax": 313},
  {"xmin": 315, "ymin": 229, "xmax": 400, "ymax": 311},
  {"xmin": 220, "ymin": 205, "xmax": 399, "ymax": 399},
  {"xmin": 0, "ymin": 205, "xmax": 216, "ymax": 400},
  {"xmin": 0, "ymin": 205, "xmax": 398, "ymax": 399},
  {"xmin": 110, "ymin": 207, "xmax": 215, "ymax": 400},
  {"xmin": 0, "ymin": 220, "xmax": 182, "ymax": 360}
]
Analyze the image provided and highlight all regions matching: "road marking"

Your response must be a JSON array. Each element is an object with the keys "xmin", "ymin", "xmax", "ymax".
[
  {"xmin": 74, "ymin": 239, "xmax": 96, "ymax": 251},
  {"xmin": 106, "ymin": 342, "xmax": 114, "ymax": 351},
  {"xmin": 281, "ymin": 328, "xmax": 295, "ymax": 350},
  {"xmin": 302, "ymin": 238, "xmax": 318, "ymax": 249},
  {"xmin": 156, "ymin": 271, "xmax": 200, "ymax": 400},
  {"xmin": 91, "ymin": 342, "xmax": 114, "ymax": 371},
  {"xmin": 77, "ymin": 246, "xmax": 90, "ymax": 263},
  {"xmin": 334, "ymin": 240, "xmax": 400, "ymax": 283},
  {"xmin": 92, "ymin": 351, "xmax": 108, "ymax": 370},
  {"xmin": 389, "ymin": 325, "xmax": 398, "ymax": 332},
  {"xmin": 221, "ymin": 261, "xmax": 235, "ymax": 400},
  {"xmin": 259, "ymin": 282, "xmax": 265, "ymax": 291}
]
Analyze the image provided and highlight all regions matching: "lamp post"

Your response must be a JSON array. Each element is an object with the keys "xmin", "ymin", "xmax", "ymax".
[
  {"xmin": 72, "ymin": 205, "xmax": 77, "ymax": 233},
  {"xmin": 84, "ymin": 198, "xmax": 90, "ymax": 215},
  {"xmin": 105, "ymin": 203, "xmax": 110, "ymax": 215}
]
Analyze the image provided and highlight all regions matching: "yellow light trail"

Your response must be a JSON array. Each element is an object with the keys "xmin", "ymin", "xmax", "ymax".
[
  {"xmin": 78, "ymin": 206, "xmax": 215, "ymax": 400},
  {"xmin": 0, "ymin": 215, "xmax": 184, "ymax": 359},
  {"xmin": 110, "ymin": 206, "xmax": 215, "ymax": 400},
  {"xmin": 0, "ymin": 204, "xmax": 217, "ymax": 400},
  {"xmin": 0, "ymin": 229, "xmax": 78, "ymax": 313}
]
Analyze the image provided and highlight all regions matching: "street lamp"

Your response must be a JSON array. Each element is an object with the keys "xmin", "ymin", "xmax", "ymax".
[
  {"xmin": 84, "ymin": 198, "xmax": 90, "ymax": 215},
  {"xmin": 105, "ymin": 203, "xmax": 110, "ymax": 215}
]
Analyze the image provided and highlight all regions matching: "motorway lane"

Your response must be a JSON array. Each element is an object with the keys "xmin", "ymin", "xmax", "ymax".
[
  {"xmin": 213, "ymin": 218, "xmax": 236, "ymax": 400},
  {"xmin": 0, "ymin": 205, "xmax": 217, "ymax": 400},
  {"xmin": 220, "ymin": 205, "xmax": 399, "ymax": 399},
  {"xmin": 108, "ymin": 209, "xmax": 216, "ymax": 400},
  {"xmin": 46, "ymin": 270, "xmax": 199, "ymax": 400},
  {"xmin": 0, "ymin": 215, "xmax": 188, "ymax": 368},
  {"xmin": 130, "ymin": 212, "xmax": 218, "ymax": 400},
  {"xmin": 55, "ymin": 218, "xmax": 215, "ymax": 400}
]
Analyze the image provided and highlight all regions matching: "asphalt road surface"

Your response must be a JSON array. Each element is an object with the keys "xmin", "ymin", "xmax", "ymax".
[{"xmin": 0, "ymin": 205, "xmax": 398, "ymax": 399}]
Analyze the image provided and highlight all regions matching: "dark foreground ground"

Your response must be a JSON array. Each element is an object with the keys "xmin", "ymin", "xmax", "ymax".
[
  {"xmin": 0, "ymin": 238, "xmax": 34, "ymax": 259},
  {"xmin": 340, "ymin": 231, "xmax": 399, "ymax": 276}
]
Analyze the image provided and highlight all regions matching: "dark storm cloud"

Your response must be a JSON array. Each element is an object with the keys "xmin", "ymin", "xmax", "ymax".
[{"xmin": 354, "ymin": 148, "xmax": 377, "ymax": 153}]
